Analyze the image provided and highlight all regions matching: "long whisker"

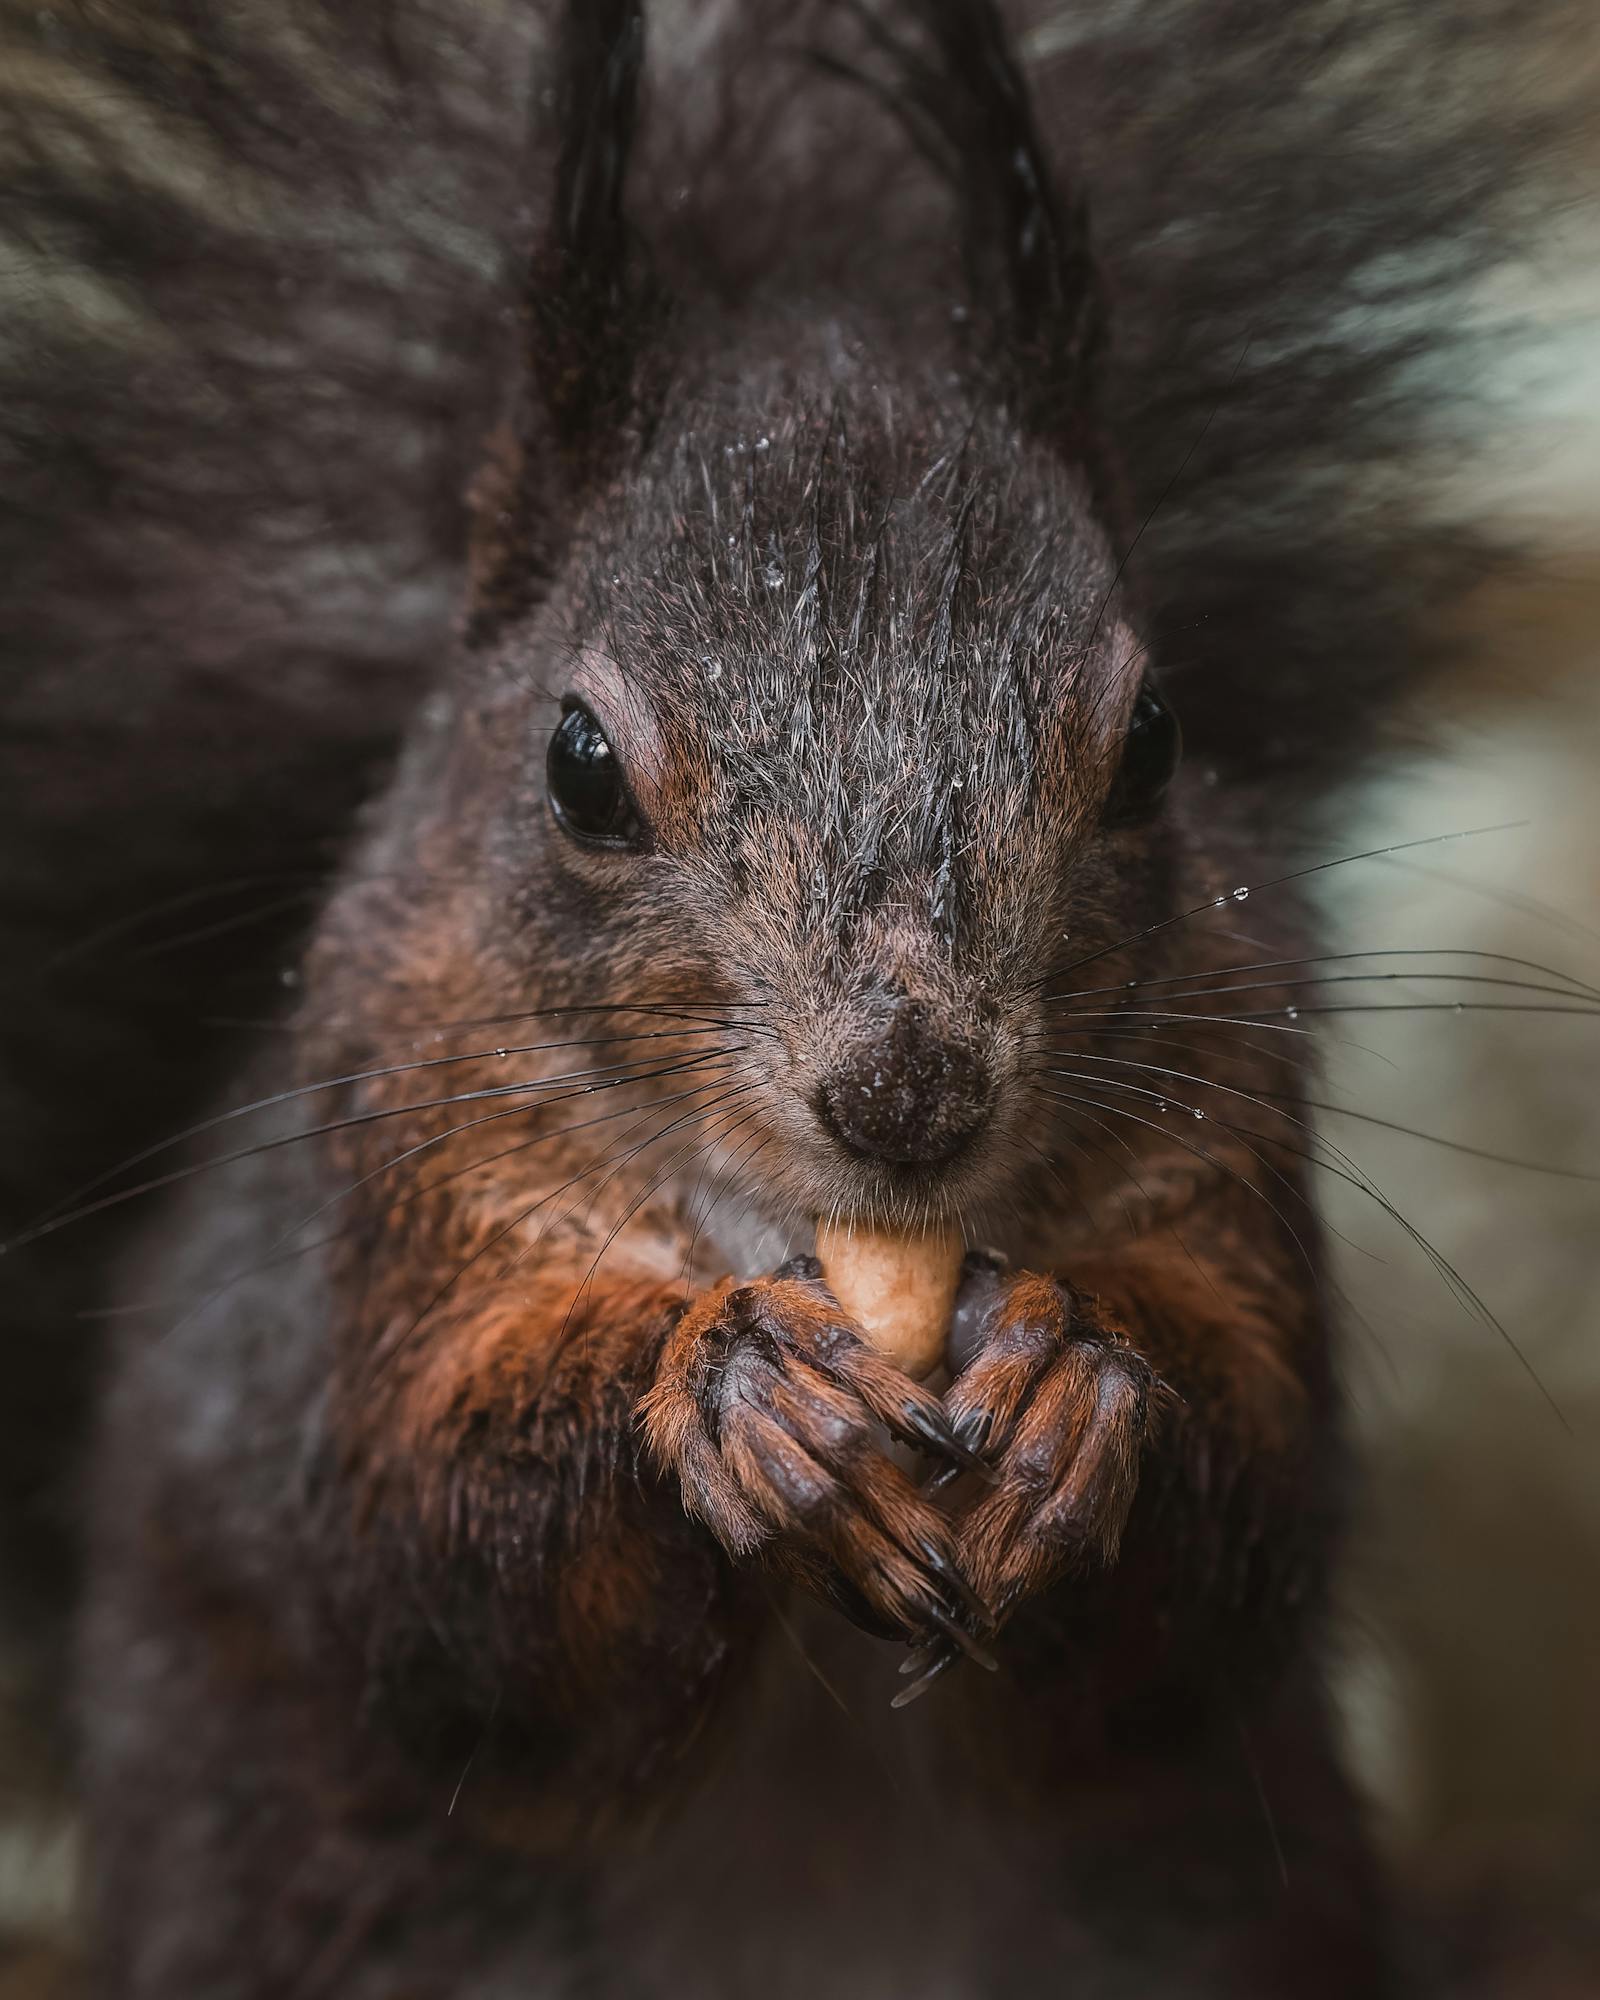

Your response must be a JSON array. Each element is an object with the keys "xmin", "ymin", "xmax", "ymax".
[
  {"xmin": 519, "ymin": 1093, "xmax": 767, "ymax": 1284},
  {"xmin": 24, "ymin": 868, "xmax": 337, "ymax": 981},
  {"xmin": 677, "ymin": 1104, "xmax": 781, "ymax": 1289},
  {"xmin": 123, "ymin": 889, "xmax": 327, "ymax": 962},
  {"xmin": 1013, "ymin": 1128, "xmax": 1112, "ymax": 1241},
  {"xmin": 1373, "ymin": 851, "xmax": 1600, "ymax": 956},
  {"xmin": 6, "ymin": 1046, "xmax": 741, "ymax": 1253},
  {"xmin": 1034, "ymin": 1083, "xmax": 1325, "ymax": 1290},
  {"xmin": 1041, "ymin": 968, "xmax": 1600, "ymax": 1016},
  {"xmin": 1043, "ymin": 946, "xmax": 1600, "ymax": 1009},
  {"xmin": 139, "ymin": 1067, "xmax": 746, "ymax": 1336},
  {"xmin": 362, "ymin": 1083, "xmax": 762, "ymax": 1392},
  {"xmin": 1025, "ymin": 1111, "xmax": 1228, "ymax": 1294},
  {"xmin": 1044, "ymin": 1077, "xmax": 1566, "ymax": 1426},
  {"xmin": 244, "ymin": 997, "xmax": 780, "ymax": 1043},
  {"xmin": 555, "ymin": 1096, "xmax": 773, "ymax": 1344},
  {"xmin": 22, "ymin": 1014, "xmax": 757, "ymax": 1235},
  {"xmin": 1032, "ymin": 1000, "xmax": 1600, "ymax": 1038},
  {"xmin": 1033, "ymin": 823, "xmax": 1529, "ymax": 994},
  {"xmin": 1035, "ymin": 1010, "xmax": 1397, "ymax": 1077},
  {"xmin": 1033, "ymin": 1050, "xmax": 1600, "ymax": 1181}
]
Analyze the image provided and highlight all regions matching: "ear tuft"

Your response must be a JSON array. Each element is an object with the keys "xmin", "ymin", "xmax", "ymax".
[
  {"xmin": 466, "ymin": 0, "xmax": 660, "ymax": 644},
  {"xmin": 532, "ymin": 0, "xmax": 656, "ymax": 450},
  {"xmin": 833, "ymin": 1, "xmax": 1113, "ymax": 494}
]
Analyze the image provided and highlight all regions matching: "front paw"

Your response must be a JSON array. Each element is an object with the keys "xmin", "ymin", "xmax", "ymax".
[
  {"xmin": 639, "ymin": 1265, "xmax": 994, "ymax": 1663},
  {"xmin": 942, "ymin": 1265, "xmax": 1158, "ymax": 1623}
]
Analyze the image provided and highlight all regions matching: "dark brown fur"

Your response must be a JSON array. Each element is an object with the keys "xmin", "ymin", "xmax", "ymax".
[{"xmin": 0, "ymin": 0, "xmax": 1584, "ymax": 1990}]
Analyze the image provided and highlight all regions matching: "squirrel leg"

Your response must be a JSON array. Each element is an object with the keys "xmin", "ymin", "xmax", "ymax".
[
  {"xmin": 935, "ymin": 1265, "xmax": 1160, "ymax": 1623},
  {"xmin": 331, "ymin": 1262, "xmax": 762, "ymax": 1795},
  {"xmin": 934, "ymin": 1197, "xmax": 1322, "ymax": 1649},
  {"xmin": 640, "ymin": 1259, "xmax": 995, "ymax": 1658}
]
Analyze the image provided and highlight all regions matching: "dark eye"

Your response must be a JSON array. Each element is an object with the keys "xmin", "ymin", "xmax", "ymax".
[
  {"xmin": 547, "ymin": 700, "xmax": 642, "ymax": 848},
  {"xmin": 1105, "ymin": 682, "xmax": 1181, "ymax": 828}
]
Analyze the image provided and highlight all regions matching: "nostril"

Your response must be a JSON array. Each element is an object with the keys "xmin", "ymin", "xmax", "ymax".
[{"xmin": 816, "ymin": 1002, "xmax": 992, "ymax": 1167}]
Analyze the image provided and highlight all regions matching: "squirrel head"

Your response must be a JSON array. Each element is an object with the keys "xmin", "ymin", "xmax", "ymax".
[
  {"xmin": 397, "ymin": 2, "xmax": 1188, "ymax": 1237},
  {"xmin": 443, "ymin": 351, "xmax": 1183, "ymax": 1236}
]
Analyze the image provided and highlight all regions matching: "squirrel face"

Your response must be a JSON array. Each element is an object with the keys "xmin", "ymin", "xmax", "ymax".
[{"xmin": 446, "ymin": 357, "xmax": 1183, "ymax": 1240}]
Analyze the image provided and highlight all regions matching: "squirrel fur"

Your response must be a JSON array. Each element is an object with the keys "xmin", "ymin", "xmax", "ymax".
[{"xmin": 0, "ymin": 0, "xmax": 1578, "ymax": 1990}]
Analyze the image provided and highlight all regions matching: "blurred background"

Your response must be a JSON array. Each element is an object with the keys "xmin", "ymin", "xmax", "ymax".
[
  {"xmin": 1323, "ymin": 324, "xmax": 1600, "ymax": 1988},
  {"xmin": 0, "ymin": 5, "xmax": 1597, "ymax": 1995}
]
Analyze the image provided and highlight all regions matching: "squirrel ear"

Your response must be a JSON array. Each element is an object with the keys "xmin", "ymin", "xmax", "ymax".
[
  {"xmin": 864, "ymin": 2, "xmax": 1110, "ymax": 474},
  {"xmin": 530, "ymin": 0, "xmax": 655, "ymax": 451},
  {"xmin": 466, "ymin": 0, "xmax": 658, "ymax": 642}
]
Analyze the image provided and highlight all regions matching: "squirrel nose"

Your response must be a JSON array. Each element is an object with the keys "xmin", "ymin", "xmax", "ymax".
[{"xmin": 816, "ymin": 999, "xmax": 991, "ymax": 1166}]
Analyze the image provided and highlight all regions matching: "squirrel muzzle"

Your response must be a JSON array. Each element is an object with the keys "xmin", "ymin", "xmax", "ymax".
[{"xmin": 815, "ymin": 996, "xmax": 992, "ymax": 1168}]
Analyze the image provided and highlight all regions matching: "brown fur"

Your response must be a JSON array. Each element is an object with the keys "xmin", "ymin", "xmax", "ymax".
[{"xmin": 26, "ymin": 0, "xmax": 1579, "ymax": 1990}]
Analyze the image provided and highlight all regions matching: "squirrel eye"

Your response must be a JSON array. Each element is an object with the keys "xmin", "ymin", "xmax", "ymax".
[
  {"xmin": 547, "ymin": 700, "xmax": 642, "ymax": 849},
  {"xmin": 1105, "ymin": 682, "xmax": 1182, "ymax": 829}
]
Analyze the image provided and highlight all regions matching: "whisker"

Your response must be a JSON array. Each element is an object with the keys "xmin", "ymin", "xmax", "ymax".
[
  {"xmin": 1043, "ymin": 946, "xmax": 1600, "ymax": 1009},
  {"xmin": 123, "ymin": 889, "xmax": 327, "ymax": 963},
  {"xmin": 198, "ymin": 997, "xmax": 778, "ymax": 1038},
  {"xmin": 1044, "ymin": 1076, "xmax": 1566, "ymax": 1427},
  {"xmin": 251, "ymin": 997, "xmax": 779, "ymax": 1042},
  {"xmin": 554, "ymin": 1096, "xmax": 772, "ymax": 1344},
  {"xmin": 1013, "ymin": 1128, "xmax": 1110, "ymax": 1241},
  {"xmin": 1042, "ymin": 967, "xmax": 1600, "ymax": 1016},
  {"xmin": 24, "ymin": 1015, "xmax": 759, "ymax": 1237},
  {"xmin": 1033, "ymin": 1050, "xmax": 1600, "ymax": 1182},
  {"xmin": 1036, "ymin": 1100, "xmax": 1233, "ymax": 1306},
  {"xmin": 138, "ymin": 1068, "xmax": 746, "ymax": 1336},
  {"xmin": 362, "ymin": 1083, "xmax": 763, "ymax": 1393},
  {"xmin": 1374, "ymin": 851, "xmax": 1600, "ymax": 956},
  {"xmin": 520, "ymin": 1094, "xmax": 767, "ymax": 1284},
  {"xmin": 677, "ymin": 1103, "xmax": 779, "ymax": 1290},
  {"xmin": 1033, "ymin": 1083, "xmax": 1326, "ymax": 1293},
  {"xmin": 1033, "ymin": 823, "xmax": 1530, "ymax": 995},
  {"xmin": 7, "ymin": 1046, "xmax": 741, "ymax": 1253},
  {"xmin": 1039, "ymin": 1066, "xmax": 1416, "ymax": 1269},
  {"xmin": 24, "ymin": 868, "xmax": 337, "ymax": 981},
  {"xmin": 1032, "ymin": 1000, "xmax": 1600, "ymax": 1039}
]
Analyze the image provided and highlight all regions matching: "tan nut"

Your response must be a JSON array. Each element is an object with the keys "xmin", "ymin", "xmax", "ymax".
[{"xmin": 815, "ymin": 1217, "xmax": 964, "ymax": 1382}]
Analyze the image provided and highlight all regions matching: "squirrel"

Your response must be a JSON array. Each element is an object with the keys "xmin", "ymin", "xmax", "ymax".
[{"xmin": 0, "ymin": 0, "xmax": 1573, "ymax": 1991}]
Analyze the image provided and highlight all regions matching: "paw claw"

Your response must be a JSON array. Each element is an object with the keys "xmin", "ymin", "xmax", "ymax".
[
  {"xmin": 890, "ymin": 1643, "xmax": 959, "ymax": 1708},
  {"xmin": 903, "ymin": 1400, "xmax": 993, "ymax": 1478},
  {"xmin": 916, "ymin": 1536, "xmax": 992, "ymax": 1627},
  {"xmin": 939, "ymin": 1275, "xmax": 1153, "ymax": 1628},
  {"xmin": 925, "ymin": 1604, "xmax": 999, "ymax": 1672}
]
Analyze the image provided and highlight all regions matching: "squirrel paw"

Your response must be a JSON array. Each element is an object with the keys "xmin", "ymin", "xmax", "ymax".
[
  {"xmin": 640, "ymin": 1265, "xmax": 995, "ymax": 1660},
  {"xmin": 937, "ymin": 1262, "xmax": 1157, "ymax": 1623}
]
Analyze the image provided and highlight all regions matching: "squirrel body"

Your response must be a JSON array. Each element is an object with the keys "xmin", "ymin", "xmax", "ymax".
[
  {"xmin": 81, "ymin": 307, "xmax": 1369, "ymax": 1994},
  {"xmin": 2, "ymin": 0, "xmax": 1564, "ymax": 1989}
]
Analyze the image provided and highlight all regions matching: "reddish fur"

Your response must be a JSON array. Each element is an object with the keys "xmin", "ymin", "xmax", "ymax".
[{"xmin": 33, "ymin": 0, "xmax": 1575, "ymax": 1991}]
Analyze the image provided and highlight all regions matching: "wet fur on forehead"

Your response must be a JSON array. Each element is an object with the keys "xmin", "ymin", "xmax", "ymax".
[{"xmin": 560, "ymin": 347, "xmax": 1137, "ymax": 921}]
